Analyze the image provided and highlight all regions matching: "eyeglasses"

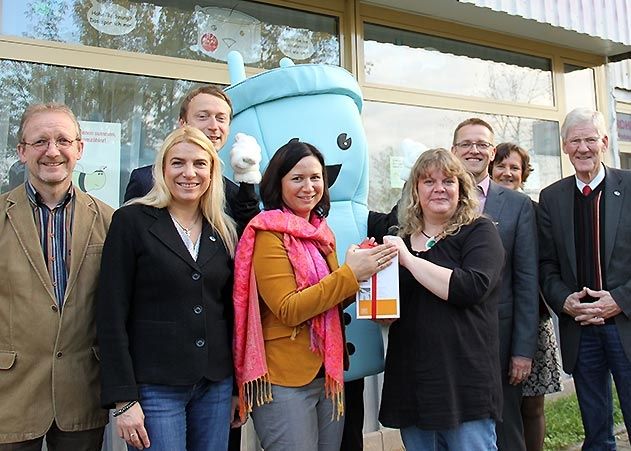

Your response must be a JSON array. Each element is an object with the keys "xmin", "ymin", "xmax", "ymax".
[
  {"xmin": 566, "ymin": 137, "xmax": 601, "ymax": 149},
  {"xmin": 456, "ymin": 141, "xmax": 493, "ymax": 150},
  {"xmin": 454, "ymin": 141, "xmax": 493, "ymax": 151},
  {"xmin": 21, "ymin": 138, "xmax": 79, "ymax": 151}
]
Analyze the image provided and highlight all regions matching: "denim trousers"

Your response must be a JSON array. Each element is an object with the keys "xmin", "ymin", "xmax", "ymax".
[
  {"xmin": 251, "ymin": 378, "xmax": 345, "ymax": 451},
  {"xmin": 573, "ymin": 324, "xmax": 631, "ymax": 451},
  {"xmin": 400, "ymin": 418, "xmax": 497, "ymax": 451},
  {"xmin": 135, "ymin": 376, "xmax": 232, "ymax": 451}
]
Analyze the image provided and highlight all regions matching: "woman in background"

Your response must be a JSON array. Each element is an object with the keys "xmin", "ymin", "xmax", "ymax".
[
  {"xmin": 490, "ymin": 142, "xmax": 562, "ymax": 451},
  {"xmin": 97, "ymin": 126, "xmax": 239, "ymax": 451},
  {"xmin": 232, "ymin": 140, "xmax": 396, "ymax": 451},
  {"xmin": 380, "ymin": 148, "xmax": 505, "ymax": 450}
]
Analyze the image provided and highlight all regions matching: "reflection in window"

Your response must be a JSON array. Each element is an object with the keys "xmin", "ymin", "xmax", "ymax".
[
  {"xmin": 564, "ymin": 64, "xmax": 596, "ymax": 112},
  {"xmin": 617, "ymin": 112, "xmax": 631, "ymax": 142},
  {"xmin": 0, "ymin": 59, "xmax": 199, "ymax": 206},
  {"xmin": 364, "ymin": 23, "xmax": 554, "ymax": 106},
  {"xmin": 2, "ymin": 0, "xmax": 340, "ymax": 69},
  {"xmin": 620, "ymin": 152, "xmax": 631, "ymax": 170},
  {"xmin": 362, "ymin": 101, "xmax": 561, "ymax": 212}
]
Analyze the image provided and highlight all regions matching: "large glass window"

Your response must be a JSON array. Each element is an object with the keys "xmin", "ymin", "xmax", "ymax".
[
  {"xmin": 363, "ymin": 101, "xmax": 561, "ymax": 212},
  {"xmin": 0, "ymin": 59, "xmax": 199, "ymax": 207},
  {"xmin": 564, "ymin": 64, "xmax": 596, "ymax": 112},
  {"xmin": 363, "ymin": 23, "xmax": 554, "ymax": 106},
  {"xmin": 2, "ymin": 0, "xmax": 340, "ymax": 68}
]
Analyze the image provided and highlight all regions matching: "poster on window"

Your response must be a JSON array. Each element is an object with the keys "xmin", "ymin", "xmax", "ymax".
[
  {"xmin": 77, "ymin": 121, "xmax": 121, "ymax": 208},
  {"xmin": 192, "ymin": 6, "xmax": 262, "ymax": 63}
]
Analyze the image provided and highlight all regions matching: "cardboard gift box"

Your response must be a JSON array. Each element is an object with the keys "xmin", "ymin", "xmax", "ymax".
[{"xmin": 356, "ymin": 253, "xmax": 400, "ymax": 319}]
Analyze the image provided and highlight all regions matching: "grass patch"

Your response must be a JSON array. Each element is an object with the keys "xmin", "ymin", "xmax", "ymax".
[{"xmin": 544, "ymin": 386, "xmax": 623, "ymax": 450}]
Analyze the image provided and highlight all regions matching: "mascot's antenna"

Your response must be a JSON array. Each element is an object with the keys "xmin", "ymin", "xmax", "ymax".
[{"xmin": 227, "ymin": 51, "xmax": 246, "ymax": 84}]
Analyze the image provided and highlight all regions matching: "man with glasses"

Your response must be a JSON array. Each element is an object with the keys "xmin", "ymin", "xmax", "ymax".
[
  {"xmin": 0, "ymin": 103, "xmax": 113, "ymax": 450},
  {"xmin": 539, "ymin": 108, "xmax": 631, "ymax": 450},
  {"xmin": 452, "ymin": 118, "xmax": 538, "ymax": 451}
]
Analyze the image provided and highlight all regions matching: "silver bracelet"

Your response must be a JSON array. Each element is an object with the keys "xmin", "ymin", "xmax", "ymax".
[{"xmin": 112, "ymin": 400, "xmax": 137, "ymax": 417}]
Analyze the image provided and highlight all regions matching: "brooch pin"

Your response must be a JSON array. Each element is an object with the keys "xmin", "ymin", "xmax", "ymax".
[{"xmin": 209, "ymin": 236, "xmax": 216, "ymax": 242}]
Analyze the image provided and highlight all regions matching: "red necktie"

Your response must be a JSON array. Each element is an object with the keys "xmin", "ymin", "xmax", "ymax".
[{"xmin": 582, "ymin": 185, "xmax": 592, "ymax": 196}]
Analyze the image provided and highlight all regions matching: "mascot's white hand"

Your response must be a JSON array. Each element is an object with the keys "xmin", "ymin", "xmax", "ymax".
[
  {"xmin": 399, "ymin": 138, "xmax": 427, "ymax": 182},
  {"xmin": 230, "ymin": 133, "xmax": 262, "ymax": 184}
]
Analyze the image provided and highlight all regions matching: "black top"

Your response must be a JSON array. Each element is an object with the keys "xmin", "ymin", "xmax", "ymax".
[
  {"xmin": 379, "ymin": 217, "xmax": 504, "ymax": 430},
  {"xmin": 96, "ymin": 204, "xmax": 234, "ymax": 407},
  {"xmin": 124, "ymin": 164, "xmax": 260, "ymax": 234}
]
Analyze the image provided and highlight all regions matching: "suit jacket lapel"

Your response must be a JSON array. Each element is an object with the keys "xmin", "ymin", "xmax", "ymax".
[
  {"xmin": 64, "ymin": 191, "xmax": 98, "ymax": 305},
  {"xmin": 196, "ymin": 221, "xmax": 221, "ymax": 268},
  {"xmin": 557, "ymin": 178, "xmax": 577, "ymax": 279},
  {"xmin": 149, "ymin": 208, "xmax": 201, "ymax": 269},
  {"xmin": 6, "ymin": 186, "xmax": 57, "ymax": 304},
  {"xmin": 604, "ymin": 168, "xmax": 623, "ymax": 268},
  {"xmin": 483, "ymin": 181, "xmax": 504, "ymax": 221}
]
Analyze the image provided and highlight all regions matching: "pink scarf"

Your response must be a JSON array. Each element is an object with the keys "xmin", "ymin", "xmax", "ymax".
[{"xmin": 233, "ymin": 209, "xmax": 344, "ymax": 421}]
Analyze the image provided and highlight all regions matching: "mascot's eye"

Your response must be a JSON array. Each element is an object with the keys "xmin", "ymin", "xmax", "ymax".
[{"xmin": 337, "ymin": 133, "xmax": 351, "ymax": 150}]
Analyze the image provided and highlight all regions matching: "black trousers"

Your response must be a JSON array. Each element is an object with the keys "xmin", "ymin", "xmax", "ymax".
[
  {"xmin": 0, "ymin": 422, "xmax": 104, "ymax": 451},
  {"xmin": 340, "ymin": 378, "xmax": 365, "ymax": 450}
]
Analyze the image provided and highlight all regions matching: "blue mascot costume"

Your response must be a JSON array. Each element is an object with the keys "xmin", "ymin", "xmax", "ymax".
[{"xmin": 222, "ymin": 52, "xmax": 384, "ymax": 382}]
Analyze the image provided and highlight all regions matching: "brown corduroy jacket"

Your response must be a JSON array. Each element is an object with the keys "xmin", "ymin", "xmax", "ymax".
[{"xmin": 0, "ymin": 185, "xmax": 113, "ymax": 443}]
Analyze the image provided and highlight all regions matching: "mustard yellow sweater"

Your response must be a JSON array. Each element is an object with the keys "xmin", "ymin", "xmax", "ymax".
[{"xmin": 252, "ymin": 231, "xmax": 359, "ymax": 387}]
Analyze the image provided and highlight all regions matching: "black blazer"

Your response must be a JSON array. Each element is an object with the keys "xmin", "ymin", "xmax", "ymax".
[
  {"xmin": 124, "ymin": 164, "xmax": 260, "ymax": 233},
  {"xmin": 539, "ymin": 166, "xmax": 631, "ymax": 373},
  {"xmin": 96, "ymin": 204, "xmax": 234, "ymax": 407}
]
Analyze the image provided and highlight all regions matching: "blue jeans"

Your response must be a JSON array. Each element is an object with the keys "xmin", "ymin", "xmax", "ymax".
[
  {"xmin": 135, "ymin": 377, "xmax": 232, "ymax": 451},
  {"xmin": 573, "ymin": 324, "xmax": 631, "ymax": 451},
  {"xmin": 400, "ymin": 418, "xmax": 497, "ymax": 451}
]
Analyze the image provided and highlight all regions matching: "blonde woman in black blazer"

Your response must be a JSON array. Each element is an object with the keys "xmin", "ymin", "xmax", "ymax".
[{"xmin": 96, "ymin": 126, "xmax": 238, "ymax": 451}]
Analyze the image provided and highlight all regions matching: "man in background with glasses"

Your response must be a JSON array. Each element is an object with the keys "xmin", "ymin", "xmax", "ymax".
[
  {"xmin": 539, "ymin": 108, "xmax": 631, "ymax": 450},
  {"xmin": 0, "ymin": 103, "xmax": 113, "ymax": 450},
  {"xmin": 452, "ymin": 118, "xmax": 538, "ymax": 451}
]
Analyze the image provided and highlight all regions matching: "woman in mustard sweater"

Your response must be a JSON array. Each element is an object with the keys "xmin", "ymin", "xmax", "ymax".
[{"xmin": 232, "ymin": 140, "xmax": 396, "ymax": 451}]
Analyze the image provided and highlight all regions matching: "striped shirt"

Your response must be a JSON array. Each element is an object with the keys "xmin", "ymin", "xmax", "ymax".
[{"xmin": 25, "ymin": 182, "xmax": 75, "ymax": 309}]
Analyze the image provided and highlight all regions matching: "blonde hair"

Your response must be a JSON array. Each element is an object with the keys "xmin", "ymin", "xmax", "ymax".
[
  {"xmin": 131, "ymin": 126, "xmax": 237, "ymax": 256},
  {"xmin": 398, "ymin": 148, "xmax": 479, "ymax": 238}
]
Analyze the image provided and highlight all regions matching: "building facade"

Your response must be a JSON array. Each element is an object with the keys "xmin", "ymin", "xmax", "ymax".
[{"xmin": 2, "ymin": 1, "xmax": 630, "ymax": 450}]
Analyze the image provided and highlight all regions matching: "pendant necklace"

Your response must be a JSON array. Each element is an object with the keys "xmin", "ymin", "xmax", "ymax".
[
  {"xmin": 421, "ymin": 230, "xmax": 439, "ymax": 250},
  {"xmin": 171, "ymin": 213, "xmax": 201, "ymax": 238}
]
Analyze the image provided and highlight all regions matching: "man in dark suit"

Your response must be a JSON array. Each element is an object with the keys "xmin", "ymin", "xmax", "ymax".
[
  {"xmin": 124, "ymin": 85, "xmax": 259, "ymax": 232},
  {"xmin": 539, "ymin": 108, "xmax": 631, "ymax": 450},
  {"xmin": 452, "ymin": 118, "xmax": 538, "ymax": 451}
]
